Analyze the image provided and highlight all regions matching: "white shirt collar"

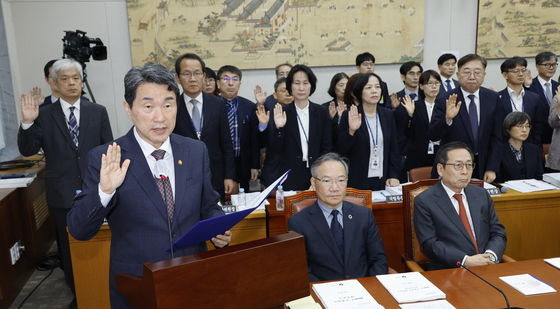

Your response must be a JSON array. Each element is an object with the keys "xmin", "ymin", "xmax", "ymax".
[
  {"xmin": 60, "ymin": 97, "xmax": 81, "ymax": 111},
  {"xmin": 538, "ymin": 75, "xmax": 552, "ymax": 86},
  {"xmin": 295, "ymin": 102, "xmax": 309, "ymax": 113},
  {"xmin": 133, "ymin": 127, "xmax": 172, "ymax": 160},
  {"xmin": 507, "ymin": 87, "xmax": 525, "ymax": 98},
  {"xmin": 441, "ymin": 181, "xmax": 466, "ymax": 199},
  {"xmin": 460, "ymin": 88, "xmax": 480, "ymax": 100},
  {"xmin": 184, "ymin": 92, "xmax": 204, "ymax": 104}
]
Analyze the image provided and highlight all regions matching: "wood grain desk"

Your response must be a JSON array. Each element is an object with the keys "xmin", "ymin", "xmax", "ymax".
[
  {"xmin": 311, "ymin": 259, "xmax": 560, "ymax": 308},
  {"xmin": 69, "ymin": 209, "xmax": 266, "ymax": 309}
]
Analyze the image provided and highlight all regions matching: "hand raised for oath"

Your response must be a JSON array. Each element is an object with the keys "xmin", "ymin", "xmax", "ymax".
[
  {"xmin": 273, "ymin": 103, "xmax": 287, "ymax": 128},
  {"xmin": 99, "ymin": 143, "xmax": 131, "ymax": 194}
]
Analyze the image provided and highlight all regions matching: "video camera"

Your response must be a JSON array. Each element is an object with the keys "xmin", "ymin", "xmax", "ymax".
[{"xmin": 62, "ymin": 30, "xmax": 107, "ymax": 63}]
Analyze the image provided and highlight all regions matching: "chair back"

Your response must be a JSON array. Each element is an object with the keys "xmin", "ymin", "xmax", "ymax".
[
  {"xmin": 408, "ymin": 166, "xmax": 433, "ymax": 182},
  {"xmin": 285, "ymin": 188, "xmax": 372, "ymax": 215}
]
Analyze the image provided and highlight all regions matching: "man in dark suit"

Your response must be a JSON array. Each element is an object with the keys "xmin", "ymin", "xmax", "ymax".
[
  {"xmin": 437, "ymin": 53, "xmax": 460, "ymax": 95},
  {"xmin": 67, "ymin": 63, "xmax": 231, "ymax": 308},
  {"xmin": 395, "ymin": 61, "xmax": 423, "ymax": 103},
  {"xmin": 216, "ymin": 65, "xmax": 260, "ymax": 191},
  {"xmin": 355, "ymin": 52, "xmax": 390, "ymax": 107},
  {"xmin": 288, "ymin": 153, "xmax": 387, "ymax": 281},
  {"xmin": 429, "ymin": 53, "xmax": 503, "ymax": 182},
  {"xmin": 18, "ymin": 58, "xmax": 113, "ymax": 302},
  {"xmin": 527, "ymin": 51, "xmax": 559, "ymax": 144},
  {"xmin": 263, "ymin": 63, "xmax": 292, "ymax": 111},
  {"xmin": 498, "ymin": 57, "xmax": 544, "ymax": 145},
  {"xmin": 172, "ymin": 53, "xmax": 236, "ymax": 199},
  {"xmin": 414, "ymin": 142, "xmax": 507, "ymax": 270}
]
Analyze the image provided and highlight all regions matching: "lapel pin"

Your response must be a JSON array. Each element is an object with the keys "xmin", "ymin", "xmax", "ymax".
[
  {"xmin": 178, "ymin": 160, "xmax": 183, "ymax": 165},
  {"xmin": 348, "ymin": 214, "xmax": 352, "ymax": 220}
]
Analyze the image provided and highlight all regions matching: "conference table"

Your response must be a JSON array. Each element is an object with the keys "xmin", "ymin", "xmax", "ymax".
[{"xmin": 311, "ymin": 259, "xmax": 560, "ymax": 308}]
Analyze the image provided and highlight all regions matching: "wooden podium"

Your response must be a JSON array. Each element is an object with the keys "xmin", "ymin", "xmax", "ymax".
[{"xmin": 116, "ymin": 231, "xmax": 309, "ymax": 309}]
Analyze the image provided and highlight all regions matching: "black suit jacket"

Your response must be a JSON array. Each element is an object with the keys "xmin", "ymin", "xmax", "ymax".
[
  {"xmin": 428, "ymin": 87, "xmax": 503, "ymax": 177},
  {"xmin": 268, "ymin": 102, "xmax": 332, "ymax": 190},
  {"xmin": 18, "ymin": 98, "xmax": 113, "ymax": 209},
  {"xmin": 288, "ymin": 202, "xmax": 387, "ymax": 281},
  {"xmin": 527, "ymin": 77, "xmax": 560, "ymax": 144},
  {"xmin": 498, "ymin": 88, "xmax": 544, "ymax": 145},
  {"xmin": 173, "ymin": 93, "xmax": 235, "ymax": 195},
  {"xmin": 439, "ymin": 78, "xmax": 460, "ymax": 96},
  {"xmin": 496, "ymin": 142, "xmax": 543, "ymax": 182},
  {"xmin": 337, "ymin": 105, "xmax": 402, "ymax": 189}
]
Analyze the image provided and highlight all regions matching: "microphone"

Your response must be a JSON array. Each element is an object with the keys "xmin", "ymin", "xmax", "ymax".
[
  {"xmin": 155, "ymin": 160, "xmax": 174, "ymax": 258},
  {"xmin": 491, "ymin": 182, "xmax": 509, "ymax": 193},
  {"xmin": 456, "ymin": 261, "xmax": 523, "ymax": 309}
]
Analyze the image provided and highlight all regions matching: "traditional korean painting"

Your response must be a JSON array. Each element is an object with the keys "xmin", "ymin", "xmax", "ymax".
[{"xmin": 126, "ymin": 0, "xmax": 424, "ymax": 69}]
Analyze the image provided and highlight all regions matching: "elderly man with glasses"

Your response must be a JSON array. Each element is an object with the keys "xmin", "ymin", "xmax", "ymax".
[
  {"xmin": 288, "ymin": 152, "xmax": 387, "ymax": 282},
  {"xmin": 414, "ymin": 142, "xmax": 507, "ymax": 270}
]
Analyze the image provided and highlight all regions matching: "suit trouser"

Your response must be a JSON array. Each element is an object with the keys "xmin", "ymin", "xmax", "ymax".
[{"xmin": 51, "ymin": 207, "xmax": 75, "ymax": 294}]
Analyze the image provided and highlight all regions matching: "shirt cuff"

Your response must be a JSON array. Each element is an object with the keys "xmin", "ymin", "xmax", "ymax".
[
  {"xmin": 21, "ymin": 122, "xmax": 34, "ymax": 130},
  {"xmin": 98, "ymin": 184, "xmax": 115, "ymax": 207},
  {"xmin": 461, "ymin": 255, "xmax": 468, "ymax": 266},
  {"xmin": 258, "ymin": 123, "xmax": 268, "ymax": 132},
  {"xmin": 485, "ymin": 249, "xmax": 498, "ymax": 263}
]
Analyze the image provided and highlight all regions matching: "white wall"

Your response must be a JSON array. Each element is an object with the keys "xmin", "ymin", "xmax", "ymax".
[{"xmin": 2, "ymin": 0, "xmax": 539, "ymax": 138}]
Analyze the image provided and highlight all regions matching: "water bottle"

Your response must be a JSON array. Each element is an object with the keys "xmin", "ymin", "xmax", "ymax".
[
  {"xmin": 275, "ymin": 185, "xmax": 285, "ymax": 211},
  {"xmin": 237, "ymin": 188, "xmax": 246, "ymax": 209}
]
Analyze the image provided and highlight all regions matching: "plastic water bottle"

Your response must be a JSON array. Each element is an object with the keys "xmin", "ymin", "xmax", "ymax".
[
  {"xmin": 237, "ymin": 188, "xmax": 246, "ymax": 209},
  {"xmin": 275, "ymin": 185, "xmax": 285, "ymax": 211}
]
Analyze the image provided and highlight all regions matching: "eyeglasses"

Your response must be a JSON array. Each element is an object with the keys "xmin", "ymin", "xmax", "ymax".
[
  {"xmin": 425, "ymin": 82, "xmax": 441, "ymax": 87},
  {"xmin": 459, "ymin": 70, "xmax": 484, "ymax": 77},
  {"xmin": 508, "ymin": 69, "xmax": 528, "ymax": 74},
  {"xmin": 407, "ymin": 71, "xmax": 422, "ymax": 76},
  {"xmin": 360, "ymin": 61, "xmax": 374, "ymax": 67},
  {"xmin": 538, "ymin": 63, "xmax": 558, "ymax": 69},
  {"xmin": 514, "ymin": 124, "xmax": 531, "ymax": 129},
  {"xmin": 312, "ymin": 177, "xmax": 348, "ymax": 186},
  {"xmin": 442, "ymin": 162, "xmax": 475, "ymax": 171},
  {"xmin": 221, "ymin": 77, "xmax": 240, "ymax": 82},
  {"xmin": 180, "ymin": 71, "xmax": 203, "ymax": 78}
]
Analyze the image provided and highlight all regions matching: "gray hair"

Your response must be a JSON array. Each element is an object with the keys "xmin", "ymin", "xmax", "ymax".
[
  {"xmin": 50, "ymin": 59, "xmax": 83, "ymax": 81},
  {"xmin": 310, "ymin": 152, "xmax": 349, "ymax": 178},
  {"xmin": 124, "ymin": 63, "xmax": 180, "ymax": 106}
]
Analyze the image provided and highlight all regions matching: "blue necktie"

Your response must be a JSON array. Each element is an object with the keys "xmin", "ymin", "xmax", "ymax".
[
  {"xmin": 468, "ymin": 94, "xmax": 478, "ymax": 151},
  {"xmin": 446, "ymin": 79, "xmax": 453, "ymax": 92},
  {"xmin": 226, "ymin": 100, "xmax": 240, "ymax": 157},
  {"xmin": 190, "ymin": 99, "xmax": 201, "ymax": 133},
  {"xmin": 409, "ymin": 93, "xmax": 417, "ymax": 101},
  {"xmin": 67, "ymin": 106, "xmax": 79, "ymax": 147},
  {"xmin": 330, "ymin": 209, "xmax": 344, "ymax": 260}
]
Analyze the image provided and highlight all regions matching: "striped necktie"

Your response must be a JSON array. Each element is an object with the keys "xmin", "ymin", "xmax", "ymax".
[
  {"xmin": 67, "ymin": 106, "xmax": 79, "ymax": 147},
  {"xmin": 152, "ymin": 149, "xmax": 174, "ymax": 220}
]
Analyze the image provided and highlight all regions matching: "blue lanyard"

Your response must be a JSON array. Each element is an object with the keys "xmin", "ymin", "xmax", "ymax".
[{"xmin": 364, "ymin": 113, "xmax": 379, "ymax": 147}]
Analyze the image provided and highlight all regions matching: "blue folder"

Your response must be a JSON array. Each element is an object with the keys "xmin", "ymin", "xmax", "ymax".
[{"xmin": 171, "ymin": 170, "xmax": 290, "ymax": 251}]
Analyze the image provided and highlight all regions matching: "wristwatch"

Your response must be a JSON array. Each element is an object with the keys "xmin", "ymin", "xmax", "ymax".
[{"xmin": 489, "ymin": 253, "xmax": 497, "ymax": 263}]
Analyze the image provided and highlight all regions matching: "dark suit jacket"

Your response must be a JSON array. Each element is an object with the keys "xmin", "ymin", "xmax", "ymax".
[
  {"xmin": 222, "ymin": 96, "xmax": 260, "ymax": 190},
  {"xmin": 428, "ymin": 87, "xmax": 503, "ymax": 177},
  {"xmin": 439, "ymin": 78, "xmax": 460, "ymax": 96},
  {"xmin": 18, "ymin": 98, "xmax": 113, "ymax": 209},
  {"xmin": 321, "ymin": 99, "xmax": 344, "ymax": 147},
  {"xmin": 414, "ymin": 182, "xmax": 507, "ymax": 270},
  {"xmin": 496, "ymin": 142, "xmax": 543, "ymax": 182},
  {"xmin": 39, "ymin": 95, "xmax": 55, "ymax": 108},
  {"xmin": 264, "ymin": 94, "xmax": 277, "ymax": 111},
  {"xmin": 268, "ymin": 102, "xmax": 332, "ymax": 190},
  {"xmin": 67, "ymin": 130, "xmax": 224, "ymax": 308},
  {"xmin": 337, "ymin": 105, "xmax": 402, "ymax": 189},
  {"xmin": 498, "ymin": 88, "xmax": 543, "ymax": 145},
  {"xmin": 288, "ymin": 202, "xmax": 387, "ymax": 281},
  {"xmin": 173, "ymin": 93, "xmax": 235, "ymax": 196},
  {"xmin": 527, "ymin": 77, "xmax": 560, "ymax": 144}
]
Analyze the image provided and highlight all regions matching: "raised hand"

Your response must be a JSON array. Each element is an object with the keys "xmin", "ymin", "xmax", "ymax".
[
  {"xmin": 524, "ymin": 68, "xmax": 533, "ymax": 88},
  {"xmin": 99, "ymin": 143, "xmax": 131, "ymax": 194},
  {"xmin": 30, "ymin": 86, "xmax": 44, "ymax": 104},
  {"xmin": 336, "ymin": 102, "xmax": 347, "ymax": 118},
  {"xmin": 348, "ymin": 105, "xmax": 362, "ymax": 135},
  {"xmin": 401, "ymin": 95, "xmax": 415, "ymax": 117},
  {"xmin": 273, "ymin": 103, "xmax": 287, "ymax": 128},
  {"xmin": 390, "ymin": 93, "xmax": 400, "ymax": 109},
  {"xmin": 20, "ymin": 93, "xmax": 40, "ymax": 124},
  {"xmin": 327, "ymin": 101, "xmax": 337, "ymax": 119},
  {"xmin": 445, "ymin": 94, "xmax": 462, "ymax": 123},
  {"xmin": 254, "ymin": 85, "xmax": 267, "ymax": 105},
  {"xmin": 255, "ymin": 104, "xmax": 270, "ymax": 125}
]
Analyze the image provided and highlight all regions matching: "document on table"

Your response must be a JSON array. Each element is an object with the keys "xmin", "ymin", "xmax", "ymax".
[
  {"xmin": 544, "ymin": 257, "xmax": 560, "ymax": 269},
  {"xmin": 499, "ymin": 274, "xmax": 557, "ymax": 295},
  {"xmin": 502, "ymin": 179, "xmax": 558, "ymax": 193},
  {"xmin": 285, "ymin": 296, "xmax": 321, "ymax": 309},
  {"xmin": 312, "ymin": 279, "xmax": 385, "ymax": 309},
  {"xmin": 376, "ymin": 272, "xmax": 446, "ymax": 303},
  {"xmin": 399, "ymin": 299, "xmax": 456, "ymax": 309}
]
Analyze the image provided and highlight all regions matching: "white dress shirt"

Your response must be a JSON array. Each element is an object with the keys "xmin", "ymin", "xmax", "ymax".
[
  {"xmin": 184, "ymin": 92, "xmax": 204, "ymax": 118},
  {"xmin": 295, "ymin": 102, "xmax": 310, "ymax": 163},
  {"xmin": 366, "ymin": 114, "xmax": 384, "ymax": 178},
  {"xmin": 507, "ymin": 87, "xmax": 524, "ymax": 112}
]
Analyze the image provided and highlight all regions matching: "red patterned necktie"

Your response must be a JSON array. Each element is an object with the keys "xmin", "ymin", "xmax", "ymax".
[{"xmin": 453, "ymin": 193, "xmax": 479, "ymax": 253}]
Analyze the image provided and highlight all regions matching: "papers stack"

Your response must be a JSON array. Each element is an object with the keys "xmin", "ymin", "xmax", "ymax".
[
  {"xmin": 499, "ymin": 274, "xmax": 557, "ymax": 295},
  {"xmin": 544, "ymin": 257, "xmax": 560, "ymax": 269},
  {"xmin": 502, "ymin": 179, "xmax": 558, "ymax": 193},
  {"xmin": 312, "ymin": 279, "xmax": 384, "ymax": 309},
  {"xmin": 543, "ymin": 173, "xmax": 560, "ymax": 187},
  {"xmin": 285, "ymin": 296, "xmax": 321, "ymax": 309},
  {"xmin": 399, "ymin": 300, "xmax": 456, "ymax": 309},
  {"xmin": 0, "ymin": 175, "xmax": 36, "ymax": 188},
  {"xmin": 376, "ymin": 272, "xmax": 446, "ymax": 303}
]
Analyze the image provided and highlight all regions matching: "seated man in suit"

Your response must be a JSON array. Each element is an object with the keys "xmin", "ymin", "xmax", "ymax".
[
  {"xmin": 414, "ymin": 142, "xmax": 507, "ymax": 270},
  {"xmin": 437, "ymin": 53, "xmax": 459, "ymax": 94},
  {"xmin": 288, "ymin": 152, "xmax": 387, "ymax": 281},
  {"xmin": 67, "ymin": 63, "xmax": 231, "ymax": 308},
  {"xmin": 355, "ymin": 52, "xmax": 390, "ymax": 106}
]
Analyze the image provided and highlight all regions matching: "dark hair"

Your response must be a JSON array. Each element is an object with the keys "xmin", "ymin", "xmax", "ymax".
[
  {"xmin": 124, "ymin": 63, "xmax": 180, "ymax": 107},
  {"xmin": 352, "ymin": 73, "xmax": 383, "ymax": 105},
  {"xmin": 458, "ymin": 53, "xmax": 487, "ymax": 70},
  {"xmin": 435, "ymin": 141, "xmax": 474, "ymax": 165},
  {"xmin": 274, "ymin": 78, "xmax": 287, "ymax": 92},
  {"xmin": 500, "ymin": 57, "xmax": 528, "ymax": 73},
  {"xmin": 343, "ymin": 73, "xmax": 361, "ymax": 107},
  {"xmin": 275, "ymin": 63, "xmax": 292, "ymax": 78},
  {"xmin": 503, "ymin": 111, "xmax": 531, "ymax": 137},
  {"xmin": 327, "ymin": 72, "xmax": 350, "ymax": 99},
  {"xmin": 418, "ymin": 70, "xmax": 442, "ymax": 99},
  {"xmin": 285, "ymin": 64, "xmax": 317, "ymax": 96},
  {"xmin": 535, "ymin": 51, "xmax": 557, "ymax": 65},
  {"xmin": 399, "ymin": 61, "xmax": 423, "ymax": 75},
  {"xmin": 44, "ymin": 59, "xmax": 58, "ymax": 78},
  {"xmin": 217, "ymin": 65, "xmax": 242, "ymax": 80},
  {"xmin": 310, "ymin": 152, "xmax": 349, "ymax": 178},
  {"xmin": 174, "ymin": 53, "xmax": 205, "ymax": 74},
  {"xmin": 437, "ymin": 53, "xmax": 457, "ymax": 66},
  {"xmin": 204, "ymin": 67, "xmax": 217, "ymax": 80},
  {"xmin": 355, "ymin": 52, "xmax": 375, "ymax": 66}
]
